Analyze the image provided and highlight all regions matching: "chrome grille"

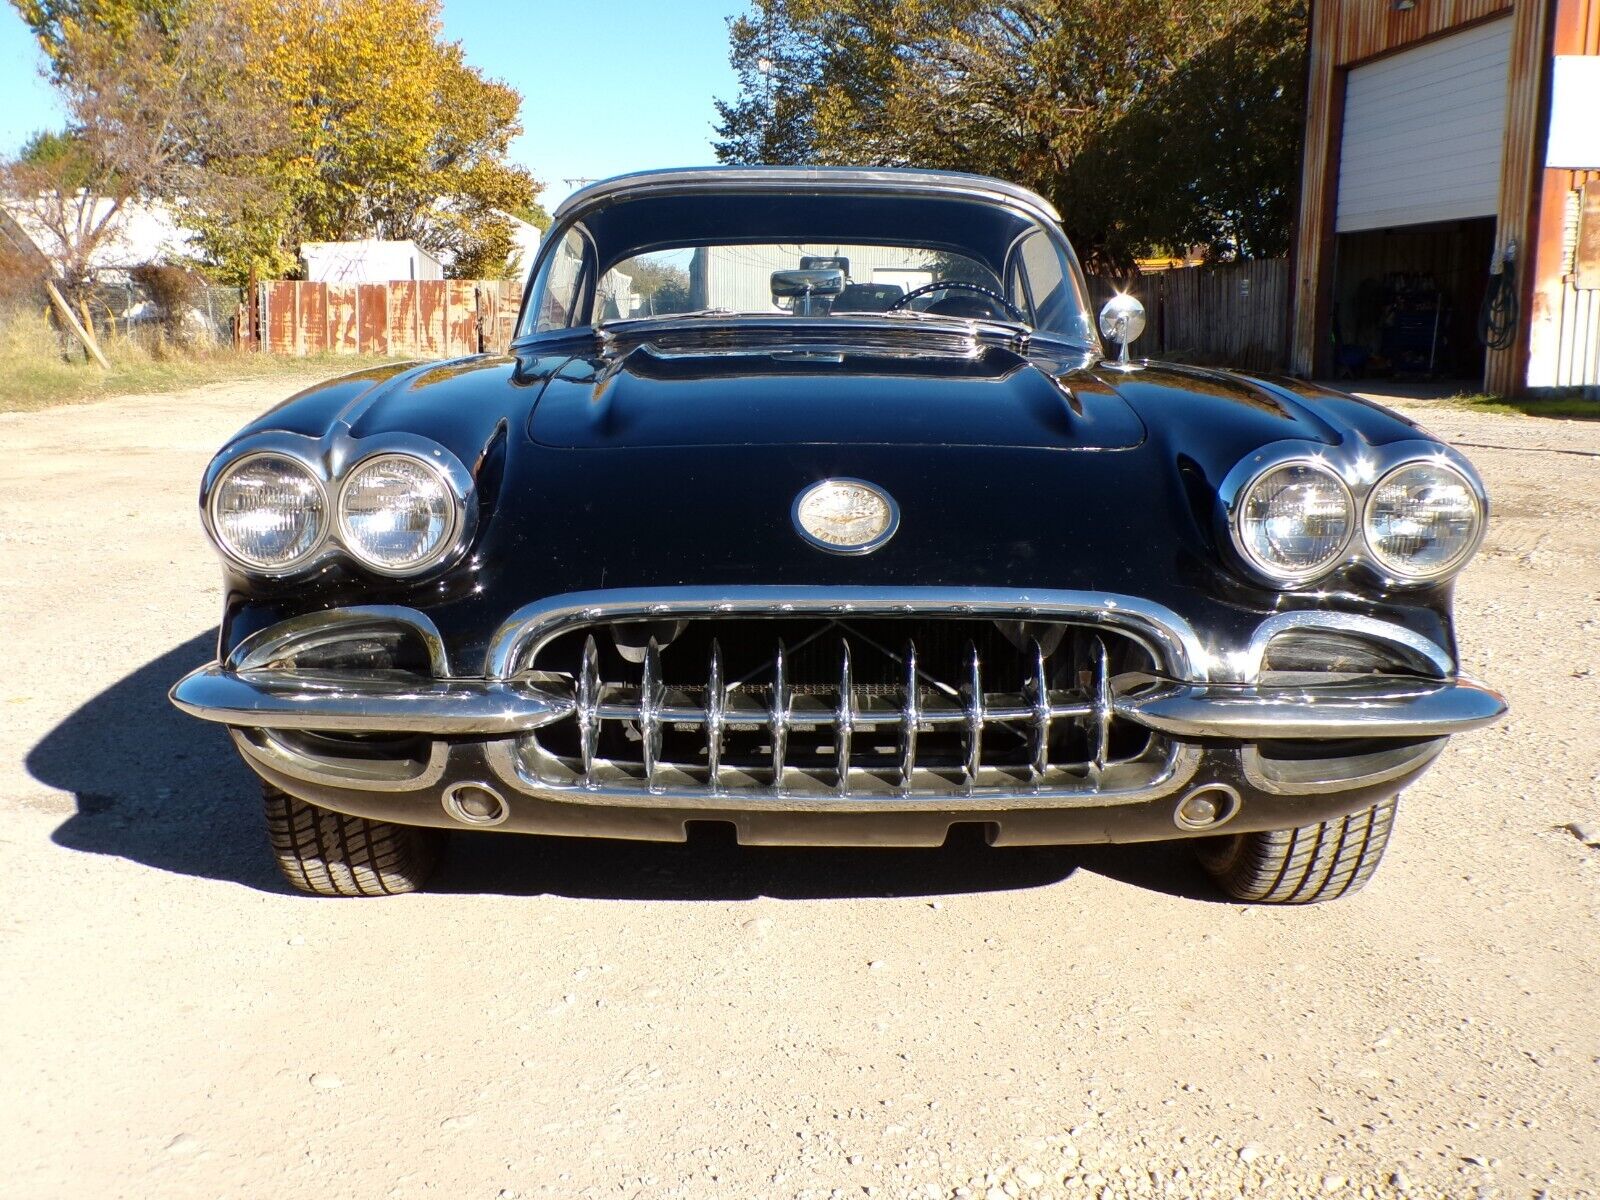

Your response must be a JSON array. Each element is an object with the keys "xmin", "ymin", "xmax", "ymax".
[{"xmin": 517, "ymin": 616, "xmax": 1175, "ymax": 799}]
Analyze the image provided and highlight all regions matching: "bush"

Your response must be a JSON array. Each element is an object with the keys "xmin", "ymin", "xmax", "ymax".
[{"xmin": 127, "ymin": 263, "xmax": 208, "ymax": 345}]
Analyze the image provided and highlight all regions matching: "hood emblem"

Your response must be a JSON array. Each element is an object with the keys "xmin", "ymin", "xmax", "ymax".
[{"xmin": 792, "ymin": 478, "xmax": 899, "ymax": 555}]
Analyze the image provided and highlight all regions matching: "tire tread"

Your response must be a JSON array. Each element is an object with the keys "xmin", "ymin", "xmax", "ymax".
[
  {"xmin": 263, "ymin": 784, "xmax": 440, "ymax": 897},
  {"xmin": 1197, "ymin": 796, "xmax": 1397, "ymax": 905}
]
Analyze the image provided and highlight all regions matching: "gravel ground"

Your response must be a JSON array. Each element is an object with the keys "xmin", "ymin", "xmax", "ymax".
[{"xmin": 1, "ymin": 378, "xmax": 1597, "ymax": 1200}]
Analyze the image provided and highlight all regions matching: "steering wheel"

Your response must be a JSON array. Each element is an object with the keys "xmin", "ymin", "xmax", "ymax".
[{"xmin": 886, "ymin": 280, "xmax": 1027, "ymax": 324}]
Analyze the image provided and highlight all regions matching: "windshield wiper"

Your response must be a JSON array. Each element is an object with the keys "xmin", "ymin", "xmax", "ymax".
[
  {"xmin": 601, "ymin": 308, "xmax": 739, "ymax": 326},
  {"xmin": 879, "ymin": 308, "xmax": 1031, "ymax": 333}
]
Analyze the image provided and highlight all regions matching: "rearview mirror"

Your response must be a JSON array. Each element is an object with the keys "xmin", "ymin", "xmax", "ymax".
[{"xmin": 772, "ymin": 269, "xmax": 845, "ymax": 316}]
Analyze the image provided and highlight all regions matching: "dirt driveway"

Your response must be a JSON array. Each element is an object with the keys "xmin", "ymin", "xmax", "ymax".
[{"xmin": 2, "ymin": 378, "xmax": 1597, "ymax": 1200}]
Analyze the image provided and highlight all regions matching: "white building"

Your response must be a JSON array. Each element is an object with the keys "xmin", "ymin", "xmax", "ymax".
[
  {"xmin": 299, "ymin": 239, "xmax": 445, "ymax": 283},
  {"xmin": 0, "ymin": 194, "xmax": 198, "ymax": 274}
]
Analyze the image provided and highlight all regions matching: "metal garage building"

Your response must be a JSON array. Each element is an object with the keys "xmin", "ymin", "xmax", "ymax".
[{"xmin": 1290, "ymin": 0, "xmax": 1600, "ymax": 396}]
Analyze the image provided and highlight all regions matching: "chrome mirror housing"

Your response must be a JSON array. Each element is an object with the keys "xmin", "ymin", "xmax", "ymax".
[{"xmin": 1098, "ymin": 293, "xmax": 1147, "ymax": 366}]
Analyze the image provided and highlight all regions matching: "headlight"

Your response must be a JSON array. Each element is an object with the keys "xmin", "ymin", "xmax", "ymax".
[
  {"xmin": 209, "ymin": 453, "xmax": 327, "ymax": 571},
  {"xmin": 1233, "ymin": 460, "xmax": 1354, "ymax": 583},
  {"xmin": 1363, "ymin": 461, "xmax": 1482, "ymax": 582},
  {"xmin": 336, "ymin": 453, "xmax": 459, "ymax": 574}
]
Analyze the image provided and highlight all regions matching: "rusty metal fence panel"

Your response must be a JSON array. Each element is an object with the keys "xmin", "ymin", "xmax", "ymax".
[
  {"xmin": 1087, "ymin": 258, "xmax": 1290, "ymax": 373},
  {"xmin": 253, "ymin": 279, "xmax": 524, "ymax": 358}
]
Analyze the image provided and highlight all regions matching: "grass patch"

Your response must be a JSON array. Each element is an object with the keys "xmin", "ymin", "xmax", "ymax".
[
  {"xmin": 0, "ymin": 308, "xmax": 411, "ymax": 413},
  {"xmin": 1438, "ymin": 390, "xmax": 1600, "ymax": 421}
]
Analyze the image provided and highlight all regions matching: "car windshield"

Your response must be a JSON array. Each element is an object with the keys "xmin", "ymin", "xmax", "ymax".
[{"xmin": 519, "ymin": 188, "xmax": 1098, "ymax": 346}]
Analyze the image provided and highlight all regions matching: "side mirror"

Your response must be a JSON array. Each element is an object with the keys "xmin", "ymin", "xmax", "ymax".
[
  {"xmin": 1098, "ymin": 293, "xmax": 1146, "ymax": 366},
  {"xmin": 771, "ymin": 268, "xmax": 846, "ymax": 315}
]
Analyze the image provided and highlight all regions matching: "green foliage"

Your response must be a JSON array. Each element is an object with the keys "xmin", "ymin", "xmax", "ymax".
[
  {"xmin": 713, "ymin": 0, "xmax": 1308, "ymax": 265},
  {"xmin": 624, "ymin": 259, "xmax": 692, "ymax": 314}
]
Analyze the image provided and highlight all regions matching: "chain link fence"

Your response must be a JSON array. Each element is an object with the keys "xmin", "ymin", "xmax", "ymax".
[{"xmin": 81, "ymin": 278, "xmax": 243, "ymax": 348}]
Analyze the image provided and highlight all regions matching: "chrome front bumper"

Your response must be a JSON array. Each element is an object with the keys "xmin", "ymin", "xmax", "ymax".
[
  {"xmin": 171, "ymin": 662, "xmax": 1506, "ymax": 742},
  {"xmin": 169, "ymin": 588, "xmax": 1506, "ymax": 841}
]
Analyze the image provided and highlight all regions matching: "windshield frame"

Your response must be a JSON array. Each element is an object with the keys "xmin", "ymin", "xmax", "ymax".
[{"xmin": 513, "ymin": 183, "xmax": 1102, "ymax": 355}]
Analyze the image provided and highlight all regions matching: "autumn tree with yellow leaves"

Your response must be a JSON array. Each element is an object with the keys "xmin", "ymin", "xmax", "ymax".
[{"xmin": 12, "ymin": 0, "xmax": 545, "ymax": 282}]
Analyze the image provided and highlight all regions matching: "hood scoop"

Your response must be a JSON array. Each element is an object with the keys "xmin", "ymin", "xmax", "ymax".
[{"xmin": 529, "ymin": 342, "xmax": 1145, "ymax": 451}]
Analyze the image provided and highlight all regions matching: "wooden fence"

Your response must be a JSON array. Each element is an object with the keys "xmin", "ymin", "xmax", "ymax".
[
  {"xmin": 1087, "ymin": 258, "xmax": 1290, "ymax": 373},
  {"xmin": 247, "ymin": 279, "xmax": 522, "ymax": 357}
]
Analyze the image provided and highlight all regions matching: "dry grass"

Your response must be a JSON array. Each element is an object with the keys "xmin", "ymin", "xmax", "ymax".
[{"xmin": 0, "ymin": 308, "xmax": 409, "ymax": 413}]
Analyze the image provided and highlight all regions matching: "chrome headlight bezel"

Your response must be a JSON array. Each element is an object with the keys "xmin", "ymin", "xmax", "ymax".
[
  {"xmin": 200, "ymin": 432, "xmax": 477, "ymax": 580},
  {"xmin": 335, "ymin": 450, "xmax": 467, "ymax": 577},
  {"xmin": 1225, "ymin": 456, "xmax": 1357, "ymax": 587},
  {"xmin": 1219, "ymin": 439, "xmax": 1489, "ymax": 591},
  {"xmin": 204, "ymin": 450, "xmax": 332, "ymax": 575},
  {"xmin": 1360, "ymin": 459, "xmax": 1486, "ymax": 585}
]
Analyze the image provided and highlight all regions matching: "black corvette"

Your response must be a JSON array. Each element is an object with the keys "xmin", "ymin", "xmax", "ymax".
[{"xmin": 171, "ymin": 167, "xmax": 1505, "ymax": 901}]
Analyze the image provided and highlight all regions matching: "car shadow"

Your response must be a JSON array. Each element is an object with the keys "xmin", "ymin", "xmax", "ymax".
[{"xmin": 31, "ymin": 635, "xmax": 1223, "ymax": 902}]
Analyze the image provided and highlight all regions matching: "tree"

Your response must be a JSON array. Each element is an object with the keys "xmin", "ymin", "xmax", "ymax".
[
  {"xmin": 713, "ymin": 0, "xmax": 1307, "ymax": 265},
  {"xmin": 11, "ymin": 0, "xmax": 546, "ymax": 283},
  {"xmin": 217, "ymin": 0, "xmax": 542, "ymax": 281},
  {"xmin": 11, "ymin": 0, "xmax": 188, "ymax": 79},
  {"xmin": 1, "ymin": 1, "xmax": 285, "ymax": 299}
]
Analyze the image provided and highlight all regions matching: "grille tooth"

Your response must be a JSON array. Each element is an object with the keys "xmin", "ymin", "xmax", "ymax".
[
  {"xmin": 706, "ymin": 639, "xmax": 725, "ymax": 790},
  {"xmin": 962, "ymin": 640, "xmax": 983, "ymax": 787},
  {"xmin": 898, "ymin": 640, "xmax": 920, "ymax": 791},
  {"xmin": 1026, "ymin": 638, "xmax": 1051, "ymax": 782},
  {"xmin": 836, "ymin": 639, "xmax": 853, "ymax": 794},
  {"xmin": 770, "ymin": 639, "xmax": 790, "ymax": 788},
  {"xmin": 1090, "ymin": 635, "xmax": 1112, "ymax": 776},
  {"xmin": 577, "ymin": 634, "xmax": 601, "ymax": 786},
  {"xmin": 640, "ymin": 638, "xmax": 664, "ymax": 791}
]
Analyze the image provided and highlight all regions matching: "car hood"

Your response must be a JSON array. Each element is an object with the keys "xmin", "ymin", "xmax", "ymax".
[
  {"xmin": 525, "ymin": 340, "xmax": 1147, "ymax": 450},
  {"xmin": 219, "ymin": 343, "xmax": 1454, "ymax": 668}
]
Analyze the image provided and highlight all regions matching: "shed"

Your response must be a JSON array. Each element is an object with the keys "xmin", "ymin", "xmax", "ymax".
[
  {"xmin": 299, "ymin": 239, "xmax": 444, "ymax": 284},
  {"xmin": 1291, "ymin": 0, "xmax": 1600, "ymax": 396}
]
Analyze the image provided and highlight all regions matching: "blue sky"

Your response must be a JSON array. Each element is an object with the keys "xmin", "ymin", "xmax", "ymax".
[{"xmin": 0, "ymin": 0, "xmax": 744, "ymax": 212}]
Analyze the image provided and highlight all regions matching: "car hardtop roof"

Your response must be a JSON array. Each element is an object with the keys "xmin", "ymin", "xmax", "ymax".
[{"xmin": 552, "ymin": 165, "xmax": 1062, "ymax": 226}]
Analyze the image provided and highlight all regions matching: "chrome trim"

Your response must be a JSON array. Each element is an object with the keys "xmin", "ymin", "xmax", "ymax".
[
  {"xmin": 171, "ymin": 664, "xmax": 572, "ymax": 734},
  {"xmin": 791, "ymin": 478, "xmax": 901, "ymax": 556},
  {"xmin": 1227, "ymin": 455, "xmax": 1357, "ymax": 585},
  {"xmin": 1174, "ymin": 783, "xmax": 1241, "ymax": 831},
  {"xmin": 228, "ymin": 605, "xmax": 452, "ymax": 675},
  {"xmin": 1241, "ymin": 738, "xmax": 1446, "ymax": 796},
  {"xmin": 484, "ymin": 737, "xmax": 1204, "ymax": 813},
  {"xmin": 1361, "ymin": 459, "xmax": 1487, "ymax": 585},
  {"xmin": 200, "ymin": 429, "xmax": 477, "ymax": 581},
  {"xmin": 552, "ymin": 165, "xmax": 1063, "ymax": 225},
  {"xmin": 1240, "ymin": 611, "xmax": 1453, "ymax": 681},
  {"xmin": 230, "ymin": 728, "xmax": 449, "ymax": 793},
  {"xmin": 203, "ymin": 440, "xmax": 333, "ymax": 577},
  {"xmin": 485, "ymin": 586, "xmax": 1210, "ymax": 683},
  {"xmin": 334, "ymin": 446, "xmax": 474, "ymax": 578},
  {"xmin": 1216, "ymin": 438, "xmax": 1490, "ymax": 590},
  {"xmin": 1117, "ymin": 676, "xmax": 1506, "ymax": 740},
  {"xmin": 442, "ymin": 782, "xmax": 510, "ymax": 827}
]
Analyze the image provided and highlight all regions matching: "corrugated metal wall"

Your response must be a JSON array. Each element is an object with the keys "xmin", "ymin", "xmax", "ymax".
[
  {"xmin": 1527, "ymin": 0, "xmax": 1600, "ymax": 391},
  {"xmin": 255, "ymin": 279, "xmax": 521, "ymax": 357}
]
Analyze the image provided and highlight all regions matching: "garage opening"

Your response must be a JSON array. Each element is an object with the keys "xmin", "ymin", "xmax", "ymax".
[
  {"xmin": 1329, "ymin": 218, "xmax": 1496, "ymax": 382},
  {"xmin": 1327, "ymin": 17, "xmax": 1510, "ymax": 385}
]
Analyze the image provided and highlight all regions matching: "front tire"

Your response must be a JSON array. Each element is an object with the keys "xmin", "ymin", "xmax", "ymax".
[
  {"xmin": 263, "ymin": 784, "xmax": 443, "ymax": 896},
  {"xmin": 1195, "ymin": 796, "xmax": 1397, "ymax": 904}
]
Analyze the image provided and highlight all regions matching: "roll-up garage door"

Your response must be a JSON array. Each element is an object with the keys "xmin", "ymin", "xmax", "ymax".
[{"xmin": 1335, "ymin": 17, "xmax": 1511, "ymax": 233}]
